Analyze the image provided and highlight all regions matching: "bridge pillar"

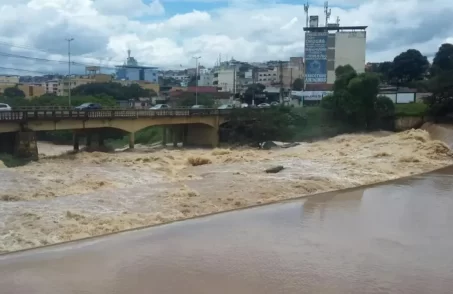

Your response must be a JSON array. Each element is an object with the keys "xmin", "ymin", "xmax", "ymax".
[
  {"xmin": 162, "ymin": 126, "xmax": 167, "ymax": 147},
  {"xmin": 73, "ymin": 131, "xmax": 80, "ymax": 151},
  {"xmin": 98, "ymin": 132, "xmax": 104, "ymax": 147},
  {"xmin": 129, "ymin": 132, "xmax": 135, "ymax": 149},
  {"xmin": 14, "ymin": 131, "xmax": 38, "ymax": 160},
  {"xmin": 172, "ymin": 125, "xmax": 178, "ymax": 147},
  {"xmin": 85, "ymin": 133, "xmax": 92, "ymax": 148},
  {"xmin": 182, "ymin": 125, "xmax": 188, "ymax": 147},
  {"xmin": 0, "ymin": 132, "xmax": 15, "ymax": 154},
  {"xmin": 186, "ymin": 124, "xmax": 219, "ymax": 148}
]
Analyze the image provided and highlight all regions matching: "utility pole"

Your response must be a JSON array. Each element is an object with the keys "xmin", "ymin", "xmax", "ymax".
[
  {"xmin": 65, "ymin": 38, "xmax": 74, "ymax": 106},
  {"xmin": 250, "ymin": 67, "xmax": 257, "ymax": 106},
  {"xmin": 192, "ymin": 56, "xmax": 201, "ymax": 105},
  {"xmin": 232, "ymin": 63, "xmax": 236, "ymax": 95},
  {"xmin": 279, "ymin": 61, "xmax": 284, "ymax": 103}
]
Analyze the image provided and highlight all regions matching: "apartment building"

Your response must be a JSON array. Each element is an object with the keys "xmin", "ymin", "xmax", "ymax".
[
  {"xmin": 18, "ymin": 84, "xmax": 46, "ymax": 98},
  {"xmin": 43, "ymin": 80, "xmax": 59, "ymax": 94},
  {"xmin": 57, "ymin": 73, "xmax": 114, "ymax": 96},
  {"xmin": 0, "ymin": 75, "xmax": 19, "ymax": 86},
  {"xmin": 257, "ymin": 68, "xmax": 278, "ymax": 86}
]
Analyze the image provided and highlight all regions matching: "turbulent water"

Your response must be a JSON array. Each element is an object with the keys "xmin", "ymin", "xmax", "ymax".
[{"xmin": 0, "ymin": 125, "xmax": 452, "ymax": 253}]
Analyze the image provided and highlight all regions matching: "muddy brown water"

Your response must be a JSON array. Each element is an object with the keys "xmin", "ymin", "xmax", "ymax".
[{"xmin": 1, "ymin": 166, "xmax": 453, "ymax": 294}]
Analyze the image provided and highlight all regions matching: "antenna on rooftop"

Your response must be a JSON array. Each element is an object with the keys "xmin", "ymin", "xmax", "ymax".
[
  {"xmin": 336, "ymin": 16, "xmax": 340, "ymax": 25},
  {"xmin": 324, "ymin": 1, "xmax": 331, "ymax": 26},
  {"xmin": 304, "ymin": 1, "xmax": 309, "ymax": 28}
]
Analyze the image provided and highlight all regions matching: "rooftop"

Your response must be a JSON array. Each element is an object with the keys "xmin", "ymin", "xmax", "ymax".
[
  {"xmin": 303, "ymin": 26, "xmax": 368, "ymax": 32},
  {"xmin": 115, "ymin": 65, "xmax": 158, "ymax": 69}
]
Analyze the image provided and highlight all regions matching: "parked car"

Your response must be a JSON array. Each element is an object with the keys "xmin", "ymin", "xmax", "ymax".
[
  {"xmin": 257, "ymin": 103, "xmax": 271, "ymax": 108},
  {"xmin": 240, "ymin": 103, "xmax": 249, "ymax": 108},
  {"xmin": 150, "ymin": 104, "xmax": 170, "ymax": 110},
  {"xmin": 270, "ymin": 101, "xmax": 279, "ymax": 107},
  {"xmin": 191, "ymin": 105, "xmax": 205, "ymax": 109},
  {"xmin": 218, "ymin": 104, "xmax": 233, "ymax": 109},
  {"xmin": 74, "ymin": 103, "xmax": 102, "ymax": 110},
  {"xmin": 0, "ymin": 103, "xmax": 11, "ymax": 112}
]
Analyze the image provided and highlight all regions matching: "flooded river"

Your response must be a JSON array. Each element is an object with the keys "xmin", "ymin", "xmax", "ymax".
[
  {"xmin": 0, "ymin": 126, "xmax": 453, "ymax": 252},
  {"xmin": 0, "ymin": 166, "xmax": 452, "ymax": 293}
]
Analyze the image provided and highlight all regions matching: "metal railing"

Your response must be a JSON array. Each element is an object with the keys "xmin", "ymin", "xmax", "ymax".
[{"xmin": 0, "ymin": 108, "xmax": 236, "ymax": 122}]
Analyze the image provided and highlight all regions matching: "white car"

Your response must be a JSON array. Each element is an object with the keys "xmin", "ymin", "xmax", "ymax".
[
  {"xmin": 0, "ymin": 103, "xmax": 12, "ymax": 111},
  {"xmin": 149, "ymin": 104, "xmax": 170, "ymax": 110},
  {"xmin": 218, "ymin": 104, "xmax": 233, "ymax": 109},
  {"xmin": 257, "ymin": 103, "xmax": 271, "ymax": 108}
]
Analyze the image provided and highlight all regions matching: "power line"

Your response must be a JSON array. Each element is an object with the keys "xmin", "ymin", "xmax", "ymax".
[
  {"xmin": 0, "ymin": 66, "xmax": 57, "ymax": 75},
  {"xmin": 0, "ymin": 51, "xmax": 118, "ymax": 71},
  {"xmin": 0, "ymin": 40, "xmax": 163, "ymax": 69}
]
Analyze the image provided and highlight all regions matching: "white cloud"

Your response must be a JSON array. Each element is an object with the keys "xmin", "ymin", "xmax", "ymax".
[
  {"xmin": 93, "ymin": 0, "xmax": 165, "ymax": 17},
  {"xmin": 0, "ymin": 0, "xmax": 452, "ymax": 75}
]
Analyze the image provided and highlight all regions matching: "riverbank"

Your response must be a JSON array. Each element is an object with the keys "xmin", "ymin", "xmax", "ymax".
[{"xmin": 1, "ymin": 127, "xmax": 452, "ymax": 253}]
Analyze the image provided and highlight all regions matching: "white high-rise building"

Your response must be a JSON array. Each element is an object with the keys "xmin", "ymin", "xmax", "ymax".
[{"xmin": 303, "ymin": 25, "xmax": 367, "ymax": 89}]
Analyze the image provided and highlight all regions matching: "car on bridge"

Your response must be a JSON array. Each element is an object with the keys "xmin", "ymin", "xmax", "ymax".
[
  {"xmin": 218, "ymin": 104, "xmax": 233, "ymax": 109},
  {"xmin": 0, "ymin": 103, "xmax": 11, "ymax": 112},
  {"xmin": 149, "ymin": 104, "xmax": 171, "ymax": 110},
  {"xmin": 191, "ymin": 105, "xmax": 205, "ymax": 109},
  {"xmin": 74, "ymin": 103, "xmax": 102, "ymax": 111}
]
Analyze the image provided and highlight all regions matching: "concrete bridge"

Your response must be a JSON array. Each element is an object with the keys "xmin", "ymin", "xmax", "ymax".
[{"xmin": 0, "ymin": 108, "xmax": 234, "ymax": 158}]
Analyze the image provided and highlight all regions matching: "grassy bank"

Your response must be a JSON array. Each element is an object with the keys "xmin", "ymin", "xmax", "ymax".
[
  {"xmin": 106, "ymin": 126, "xmax": 163, "ymax": 149},
  {"xmin": 395, "ymin": 103, "xmax": 427, "ymax": 117},
  {"xmin": 291, "ymin": 107, "xmax": 358, "ymax": 141}
]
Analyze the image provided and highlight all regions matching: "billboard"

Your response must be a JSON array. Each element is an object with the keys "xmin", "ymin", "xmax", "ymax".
[
  {"xmin": 309, "ymin": 16, "xmax": 319, "ymax": 27},
  {"xmin": 304, "ymin": 32, "xmax": 328, "ymax": 84},
  {"xmin": 301, "ymin": 91, "xmax": 332, "ymax": 101}
]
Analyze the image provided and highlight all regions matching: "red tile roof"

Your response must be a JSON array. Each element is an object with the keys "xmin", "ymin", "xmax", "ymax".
[{"xmin": 186, "ymin": 86, "xmax": 219, "ymax": 93}]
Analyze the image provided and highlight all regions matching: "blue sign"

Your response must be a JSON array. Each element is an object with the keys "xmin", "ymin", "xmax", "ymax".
[{"xmin": 304, "ymin": 32, "xmax": 328, "ymax": 84}]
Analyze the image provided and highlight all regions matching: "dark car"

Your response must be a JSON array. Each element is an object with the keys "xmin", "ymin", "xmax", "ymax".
[{"xmin": 74, "ymin": 103, "xmax": 102, "ymax": 111}]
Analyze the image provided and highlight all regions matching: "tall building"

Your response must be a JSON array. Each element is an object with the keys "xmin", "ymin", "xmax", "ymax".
[
  {"xmin": 303, "ymin": 25, "xmax": 367, "ymax": 90},
  {"xmin": 115, "ymin": 50, "xmax": 158, "ymax": 83}
]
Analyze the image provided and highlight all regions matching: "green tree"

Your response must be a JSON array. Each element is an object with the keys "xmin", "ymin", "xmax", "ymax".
[
  {"xmin": 431, "ymin": 43, "xmax": 453, "ymax": 76},
  {"xmin": 377, "ymin": 61, "xmax": 393, "ymax": 83},
  {"xmin": 292, "ymin": 78, "xmax": 304, "ymax": 91},
  {"xmin": 375, "ymin": 96, "xmax": 395, "ymax": 118},
  {"xmin": 72, "ymin": 82, "xmax": 156, "ymax": 100},
  {"xmin": 390, "ymin": 49, "xmax": 429, "ymax": 84},
  {"xmin": 3, "ymin": 87, "xmax": 25, "ymax": 98},
  {"xmin": 322, "ymin": 65, "xmax": 382, "ymax": 129},
  {"xmin": 226, "ymin": 107, "xmax": 305, "ymax": 143},
  {"xmin": 177, "ymin": 94, "xmax": 215, "ymax": 107},
  {"xmin": 423, "ymin": 70, "xmax": 453, "ymax": 117},
  {"xmin": 335, "ymin": 64, "xmax": 356, "ymax": 77},
  {"xmin": 243, "ymin": 83, "xmax": 265, "ymax": 105}
]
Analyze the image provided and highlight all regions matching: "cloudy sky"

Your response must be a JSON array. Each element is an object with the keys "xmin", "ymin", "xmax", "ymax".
[{"xmin": 0, "ymin": 0, "xmax": 452, "ymax": 75}]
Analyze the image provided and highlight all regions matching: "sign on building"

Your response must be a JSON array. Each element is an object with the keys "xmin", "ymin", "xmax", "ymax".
[
  {"xmin": 301, "ymin": 91, "xmax": 332, "ymax": 101},
  {"xmin": 309, "ymin": 16, "xmax": 319, "ymax": 28},
  {"xmin": 304, "ymin": 32, "xmax": 328, "ymax": 84}
]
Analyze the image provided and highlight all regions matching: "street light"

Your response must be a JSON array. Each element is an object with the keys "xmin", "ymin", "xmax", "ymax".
[
  {"xmin": 65, "ymin": 38, "xmax": 74, "ymax": 106},
  {"xmin": 192, "ymin": 56, "xmax": 201, "ymax": 105}
]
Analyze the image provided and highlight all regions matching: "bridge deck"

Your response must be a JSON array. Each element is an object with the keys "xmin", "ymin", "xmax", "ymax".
[{"xmin": 0, "ymin": 109, "xmax": 235, "ymax": 122}]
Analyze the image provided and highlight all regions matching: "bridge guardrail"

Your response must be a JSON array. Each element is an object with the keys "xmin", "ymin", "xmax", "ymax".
[{"xmin": 0, "ymin": 108, "xmax": 240, "ymax": 121}]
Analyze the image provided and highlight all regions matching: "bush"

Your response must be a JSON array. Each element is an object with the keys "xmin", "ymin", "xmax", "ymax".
[
  {"xmin": 375, "ymin": 96, "xmax": 395, "ymax": 118},
  {"xmin": 224, "ymin": 106, "xmax": 305, "ymax": 143}
]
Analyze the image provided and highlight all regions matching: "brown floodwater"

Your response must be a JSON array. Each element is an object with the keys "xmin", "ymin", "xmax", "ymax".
[{"xmin": 0, "ymin": 166, "xmax": 452, "ymax": 294}]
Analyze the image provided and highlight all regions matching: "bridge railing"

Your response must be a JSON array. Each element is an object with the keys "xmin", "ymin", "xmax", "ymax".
[{"xmin": 0, "ymin": 108, "xmax": 237, "ymax": 121}]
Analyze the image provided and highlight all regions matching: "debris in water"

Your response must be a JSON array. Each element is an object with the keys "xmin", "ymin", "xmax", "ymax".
[{"xmin": 265, "ymin": 166, "xmax": 284, "ymax": 173}]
